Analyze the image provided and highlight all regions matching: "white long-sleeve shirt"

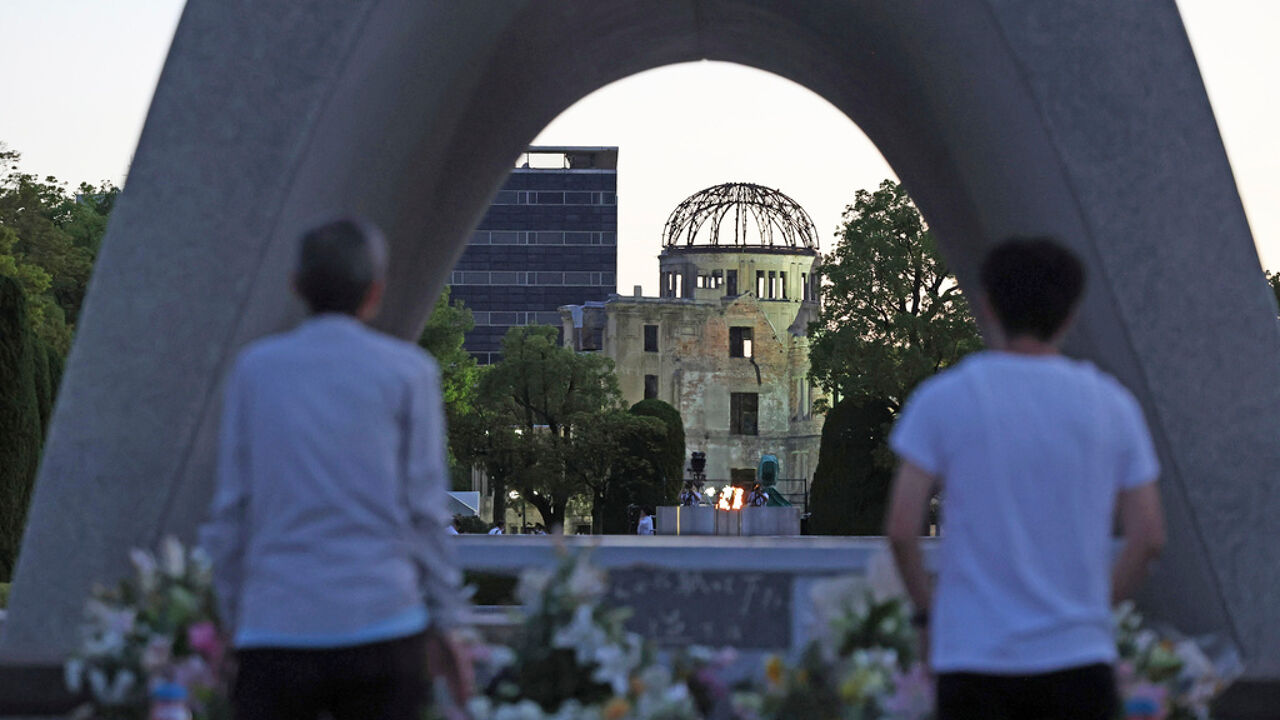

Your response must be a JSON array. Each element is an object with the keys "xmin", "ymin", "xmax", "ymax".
[{"xmin": 198, "ymin": 314, "xmax": 465, "ymax": 648}]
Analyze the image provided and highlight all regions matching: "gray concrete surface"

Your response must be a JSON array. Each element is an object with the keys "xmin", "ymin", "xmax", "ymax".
[{"xmin": 2, "ymin": 0, "xmax": 1276, "ymax": 687}]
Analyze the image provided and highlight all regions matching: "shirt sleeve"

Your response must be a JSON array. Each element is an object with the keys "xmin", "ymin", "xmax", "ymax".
[
  {"xmin": 889, "ymin": 382, "xmax": 945, "ymax": 477},
  {"xmin": 404, "ymin": 357, "xmax": 469, "ymax": 628},
  {"xmin": 1115, "ymin": 388, "xmax": 1160, "ymax": 490},
  {"xmin": 198, "ymin": 359, "xmax": 250, "ymax": 633}
]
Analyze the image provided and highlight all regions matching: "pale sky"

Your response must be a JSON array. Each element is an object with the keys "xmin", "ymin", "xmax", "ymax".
[{"xmin": 2, "ymin": 1, "xmax": 1277, "ymax": 295}]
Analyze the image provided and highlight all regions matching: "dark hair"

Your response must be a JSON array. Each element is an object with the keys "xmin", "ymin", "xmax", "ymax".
[
  {"xmin": 979, "ymin": 237, "xmax": 1085, "ymax": 341},
  {"xmin": 295, "ymin": 218, "xmax": 387, "ymax": 314}
]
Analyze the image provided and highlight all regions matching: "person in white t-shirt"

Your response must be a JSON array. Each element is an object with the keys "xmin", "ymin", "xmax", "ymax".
[
  {"xmin": 885, "ymin": 237, "xmax": 1167, "ymax": 720},
  {"xmin": 636, "ymin": 507, "xmax": 655, "ymax": 535}
]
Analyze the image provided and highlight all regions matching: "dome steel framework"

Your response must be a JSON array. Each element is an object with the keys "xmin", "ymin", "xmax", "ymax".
[{"xmin": 661, "ymin": 182, "xmax": 819, "ymax": 251}]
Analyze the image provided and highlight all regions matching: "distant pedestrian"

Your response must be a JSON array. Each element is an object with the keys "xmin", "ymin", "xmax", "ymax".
[
  {"xmin": 486, "ymin": 523, "xmax": 504, "ymax": 535},
  {"xmin": 636, "ymin": 507, "xmax": 655, "ymax": 535},
  {"xmin": 201, "ymin": 219, "xmax": 473, "ymax": 720},
  {"xmin": 885, "ymin": 237, "xmax": 1166, "ymax": 720},
  {"xmin": 746, "ymin": 483, "xmax": 768, "ymax": 507}
]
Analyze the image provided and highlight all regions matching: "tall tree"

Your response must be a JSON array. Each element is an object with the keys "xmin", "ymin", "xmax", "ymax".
[
  {"xmin": 418, "ymin": 286, "xmax": 480, "ymax": 488},
  {"xmin": 0, "ymin": 275, "xmax": 43, "ymax": 580},
  {"xmin": 565, "ymin": 410, "xmax": 666, "ymax": 534},
  {"xmin": 808, "ymin": 180, "xmax": 982, "ymax": 412},
  {"xmin": 473, "ymin": 326, "xmax": 622, "ymax": 531},
  {"xmin": 0, "ymin": 146, "xmax": 115, "ymax": 354}
]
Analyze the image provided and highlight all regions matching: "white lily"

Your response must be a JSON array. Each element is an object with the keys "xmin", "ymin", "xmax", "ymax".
[
  {"xmin": 129, "ymin": 549, "xmax": 158, "ymax": 594},
  {"xmin": 159, "ymin": 536, "xmax": 185, "ymax": 578}
]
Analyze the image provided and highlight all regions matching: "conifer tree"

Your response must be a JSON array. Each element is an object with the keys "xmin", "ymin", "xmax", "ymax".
[{"xmin": 0, "ymin": 275, "xmax": 43, "ymax": 580}]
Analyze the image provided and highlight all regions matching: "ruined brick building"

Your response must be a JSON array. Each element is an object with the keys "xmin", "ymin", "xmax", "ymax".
[{"xmin": 562, "ymin": 183, "xmax": 826, "ymax": 497}]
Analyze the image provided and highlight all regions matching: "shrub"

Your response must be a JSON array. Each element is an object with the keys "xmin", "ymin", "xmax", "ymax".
[
  {"xmin": 0, "ymin": 276, "xmax": 43, "ymax": 581},
  {"xmin": 808, "ymin": 397, "xmax": 894, "ymax": 535}
]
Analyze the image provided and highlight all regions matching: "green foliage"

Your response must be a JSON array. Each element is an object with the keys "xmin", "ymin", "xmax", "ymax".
[
  {"xmin": 464, "ymin": 326, "xmax": 623, "ymax": 531},
  {"xmin": 0, "ymin": 145, "xmax": 115, "ymax": 355},
  {"xmin": 0, "ymin": 582, "xmax": 8, "ymax": 608},
  {"xmin": 808, "ymin": 179, "xmax": 981, "ymax": 412},
  {"xmin": 571, "ymin": 410, "xmax": 667, "ymax": 534},
  {"xmin": 808, "ymin": 397, "xmax": 894, "ymax": 536},
  {"xmin": 0, "ymin": 275, "xmax": 44, "ymax": 581},
  {"xmin": 628, "ymin": 399, "xmax": 685, "ymax": 491},
  {"xmin": 418, "ymin": 286, "xmax": 480, "ymax": 489},
  {"xmin": 418, "ymin": 286, "xmax": 479, "ymax": 416}
]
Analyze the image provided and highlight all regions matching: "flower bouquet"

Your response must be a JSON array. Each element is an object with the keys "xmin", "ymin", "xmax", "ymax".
[
  {"xmin": 463, "ymin": 550, "xmax": 717, "ymax": 720},
  {"xmin": 1113, "ymin": 602, "xmax": 1242, "ymax": 720},
  {"xmin": 66, "ymin": 537, "xmax": 228, "ymax": 720},
  {"xmin": 742, "ymin": 554, "xmax": 932, "ymax": 720}
]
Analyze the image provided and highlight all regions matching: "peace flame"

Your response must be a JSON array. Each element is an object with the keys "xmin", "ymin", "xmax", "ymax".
[{"xmin": 716, "ymin": 485, "xmax": 745, "ymax": 511}]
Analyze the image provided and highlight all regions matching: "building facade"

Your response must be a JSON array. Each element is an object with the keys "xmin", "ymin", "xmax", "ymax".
[
  {"xmin": 562, "ymin": 183, "xmax": 826, "ymax": 495},
  {"xmin": 451, "ymin": 147, "xmax": 618, "ymax": 363}
]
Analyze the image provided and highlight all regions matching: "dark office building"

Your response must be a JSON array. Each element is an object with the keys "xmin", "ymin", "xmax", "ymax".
[{"xmin": 450, "ymin": 147, "xmax": 618, "ymax": 363}]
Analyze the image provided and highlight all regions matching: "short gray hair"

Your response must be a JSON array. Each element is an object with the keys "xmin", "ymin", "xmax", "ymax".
[{"xmin": 294, "ymin": 218, "xmax": 388, "ymax": 314}]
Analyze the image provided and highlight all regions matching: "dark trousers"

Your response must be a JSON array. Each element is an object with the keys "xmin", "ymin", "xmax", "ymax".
[
  {"xmin": 936, "ymin": 662, "xmax": 1118, "ymax": 720},
  {"xmin": 232, "ymin": 631, "xmax": 428, "ymax": 720}
]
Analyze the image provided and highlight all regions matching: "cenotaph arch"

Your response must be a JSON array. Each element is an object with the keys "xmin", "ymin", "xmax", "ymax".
[{"xmin": 2, "ymin": 0, "xmax": 1276, "ymax": 699}]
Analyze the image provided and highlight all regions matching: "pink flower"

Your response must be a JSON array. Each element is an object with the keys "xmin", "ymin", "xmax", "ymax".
[
  {"xmin": 187, "ymin": 621, "xmax": 223, "ymax": 668},
  {"xmin": 883, "ymin": 663, "xmax": 934, "ymax": 720}
]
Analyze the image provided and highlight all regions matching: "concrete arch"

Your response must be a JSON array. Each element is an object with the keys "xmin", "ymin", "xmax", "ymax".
[{"xmin": 3, "ymin": 0, "xmax": 1277, "ymax": 685}]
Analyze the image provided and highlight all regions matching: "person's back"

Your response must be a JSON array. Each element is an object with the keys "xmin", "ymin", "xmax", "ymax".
[
  {"xmin": 893, "ymin": 351, "xmax": 1154, "ymax": 673},
  {"xmin": 885, "ymin": 237, "xmax": 1166, "ymax": 720},
  {"xmin": 200, "ymin": 219, "xmax": 471, "ymax": 720},
  {"xmin": 226, "ymin": 318, "xmax": 446, "ymax": 638}
]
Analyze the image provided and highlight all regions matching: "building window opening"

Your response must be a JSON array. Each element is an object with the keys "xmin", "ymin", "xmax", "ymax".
[
  {"xmin": 768, "ymin": 271, "xmax": 777, "ymax": 298},
  {"xmin": 730, "ymin": 392, "xmax": 759, "ymax": 435},
  {"xmin": 756, "ymin": 270, "xmax": 765, "ymax": 297},
  {"xmin": 712, "ymin": 270, "xmax": 723, "ymax": 289},
  {"xmin": 729, "ymin": 326, "xmax": 753, "ymax": 358},
  {"xmin": 643, "ymin": 324, "xmax": 659, "ymax": 352},
  {"xmin": 801, "ymin": 272, "xmax": 808, "ymax": 300},
  {"xmin": 644, "ymin": 375, "xmax": 659, "ymax": 399},
  {"xmin": 781, "ymin": 271, "xmax": 788, "ymax": 299},
  {"xmin": 726, "ymin": 270, "xmax": 738, "ymax": 296}
]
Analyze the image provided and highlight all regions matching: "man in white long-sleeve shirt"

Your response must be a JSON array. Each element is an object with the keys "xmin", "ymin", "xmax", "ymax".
[{"xmin": 200, "ymin": 219, "xmax": 471, "ymax": 720}]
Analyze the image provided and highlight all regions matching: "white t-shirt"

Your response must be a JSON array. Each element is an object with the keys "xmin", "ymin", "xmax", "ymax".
[
  {"xmin": 637, "ymin": 515, "xmax": 655, "ymax": 535},
  {"xmin": 890, "ymin": 351, "xmax": 1159, "ymax": 674}
]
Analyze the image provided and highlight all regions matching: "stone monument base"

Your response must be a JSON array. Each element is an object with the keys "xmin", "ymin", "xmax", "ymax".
[{"xmin": 656, "ymin": 506, "xmax": 801, "ymax": 536}]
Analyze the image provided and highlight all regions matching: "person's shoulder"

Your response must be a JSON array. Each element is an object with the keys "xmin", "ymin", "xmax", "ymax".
[
  {"xmin": 361, "ymin": 326, "xmax": 440, "ymax": 380},
  {"xmin": 1059, "ymin": 358, "xmax": 1140, "ymax": 403},
  {"xmin": 231, "ymin": 327, "xmax": 304, "ymax": 374},
  {"xmin": 907, "ymin": 352, "xmax": 987, "ymax": 402}
]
